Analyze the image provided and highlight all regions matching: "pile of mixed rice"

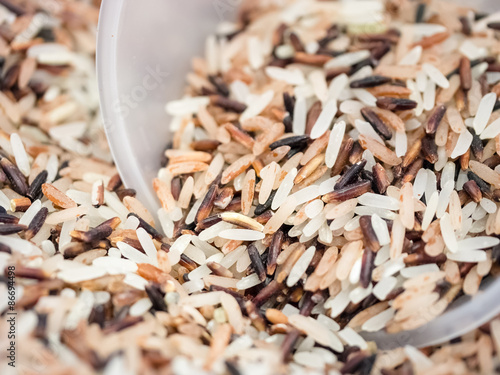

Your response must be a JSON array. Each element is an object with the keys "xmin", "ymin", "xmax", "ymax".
[{"xmin": 2, "ymin": 0, "xmax": 500, "ymax": 374}]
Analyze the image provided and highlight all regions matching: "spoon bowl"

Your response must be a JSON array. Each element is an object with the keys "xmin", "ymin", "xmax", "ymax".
[{"xmin": 97, "ymin": 0, "xmax": 500, "ymax": 349}]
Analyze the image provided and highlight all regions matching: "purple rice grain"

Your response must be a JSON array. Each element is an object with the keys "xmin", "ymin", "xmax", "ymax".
[
  {"xmin": 116, "ymin": 188, "xmax": 136, "ymax": 201},
  {"xmin": 106, "ymin": 173, "xmax": 122, "ymax": 192},
  {"xmin": 422, "ymin": 136, "xmax": 438, "ymax": 164},
  {"xmin": 195, "ymin": 180, "xmax": 219, "ymax": 224},
  {"xmin": 479, "ymin": 74, "xmax": 489, "ymax": 96},
  {"xmin": 0, "ymin": 167, "xmax": 6, "ymax": 184},
  {"xmin": 404, "ymin": 252, "xmax": 447, "ymax": 266},
  {"xmin": 326, "ymin": 66, "xmax": 352, "ymax": 81},
  {"xmin": 283, "ymin": 115, "xmax": 293, "ymax": 133},
  {"xmin": 71, "ymin": 223, "xmax": 113, "ymax": 243},
  {"xmin": 225, "ymin": 195, "xmax": 243, "ymax": 212},
  {"xmin": 372, "ymin": 163, "xmax": 390, "ymax": 194},
  {"xmin": 0, "ymin": 243, "xmax": 11, "ymax": 254},
  {"xmin": 145, "ymin": 284, "xmax": 168, "ymax": 312},
  {"xmin": 253, "ymin": 280, "xmax": 283, "ymax": 307},
  {"xmin": 348, "ymin": 141, "xmax": 364, "ymax": 165},
  {"xmin": 318, "ymin": 24, "xmax": 339, "ymax": 47},
  {"xmin": 463, "ymin": 180, "xmax": 482, "ymax": 202},
  {"xmin": 0, "ymin": 212, "xmax": 19, "ymax": 224},
  {"xmin": 483, "ymin": 155, "xmax": 500, "ymax": 169},
  {"xmin": 402, "ymin": 158, "xmax": 423, "ymax": 183},
  {"xmin": 371, "ymin": 43, "xmax": 392, "ymax": 61},
  {"xmin": 62, "ymin": 242, "xmax": 91, "ymax": 259},
  {"xmin": 269, "ymin": 135, "xmax": 309, "ymax": 150},
  {"xmin": 323, "ymin": 180, "xmax": 372, "ymax": 203},
  {"xmin": 359, "ymin": 216, "xmax": 380, "ymax": 252},
  {"xmin": 1, "ymin": 157, "xmax": 28, "ymax": 196},
  {"xmin": 201, "ymin": 86, "xmax": 219, "ymax": 97},
  {"xmin": 331, "ymin": 138, "xmax": 354, "ymax": 176},
  {"xmin": 305, "ymin": 101, "xmax": 322, "ymax": 135},
  {"xmin": 459, "ymin": 16, "xmax": 472, "ymax": 36},
  {"xmin": 470, "ymin": 131, "xmax": 484, "ymax": 160},
  {"xmin": 360, "ymin": 248, "xmax": 376, "ymax": 289},
  {"xmin": 340, "ymin": 352, "xmax": 367, "ymax": 375},
  {"xmin": 214, "ymin": 187, "xmax": 234, "ymax": 209},
  {"xmin": 415, "ymin": 2, "xmax": 426, "ymax": 22},
  {"xmin": 179, "ymin": 254, "xmax": 197, "ymax": 272},
  {"xmin": 254, "ymin": 210, "xmax": 273, "ymax": 225},
  {"xmin": 25, "ymin": 207, "xmax": 48, "ymax": 240},
  {"xmin": 289, "ymin": 32, "xmax": 305, "ymax": 52},
  {"xmin": 102, "ymin": 316, "xmax": 143, "ymax": 334},
  {"xmin": 487, "ymin": 22, "xmax": 500, "ymax": 31},
  {"xmin": 283, "ymin": 92, "xmax": 295, "ymax": 117},
  {"xmin": 335, "ymin": 159, "xmax": 367, "ymax": 190},
  {"xmin": 1, "ymin": 63, "xmax": 19, "ymax": 89},
  {"xmin": 358, "ymin": 29, "xmax": 400, "ymax": 44},
  {"xmin": 210, "ymin": 285, "xmax": 247, "ymax": 312},
  {"xmin": 88, "ymin": 305, "xmax": 106, "ymax": 329},
  {"xmin": 207, "ymin": 261, "xmax": 233, "ymax": 278},
  {"xmin": 376, "ymin": 97, "xmax": 417, "ymax": 111},
  {"xmin": 254, "ymin": 190, "xmax": 276, "ymax": 216},
  {"xmin": 360, "ymin": 108, "xmax": 392, "ymax": 140},
  {"xmin": 351, "ymin": 57, "xmax": 375, "ymax": 74},
  {"xmin": 272, "ymin": 23, "xmax": 287, "ymax": 46},
  {"xmin": 267, "ymin": 230, "xmax": 284, "ymax": 275},
  {"xmin": 171, "ymin": 177, "xmax": 182, "ymax": 201},
  {"xmin": 248, "ymin": 243, "xmax": 266, "ymax": 282},
  {"xmin": 225, "ymin": 361, "xmax": 242, "ymax": 375},
  {"xmin": 126, "ymin": 213, "xmax": 163, "ymax": 241},
  {"xmin": 425, "ymin": 105, "xmax": 447, "ymax": 134},
  {"xmin": 245, "ymin": 300, "xmax": 266, "ymax": 331},
  {"xmin": 350, "ymin": 75, "xmax": 391, "ymax": 88},
  {"xmin": 0, "ymin": 0, "xmax": 25, "ymax": 15},
  {"xmin": 208, "ymin": 75, "xmax": 230, "ymax": 97},
  {"xmin": 0, "ymin": 223, "xmax": 26, "ymax": 235},
  {"xmin": 467, "ymin": 171, "xmax": 490, "ymax": 193},
  {"xmin": 210, "ymin": 95, "xmax": 247, "ymax": 113}
]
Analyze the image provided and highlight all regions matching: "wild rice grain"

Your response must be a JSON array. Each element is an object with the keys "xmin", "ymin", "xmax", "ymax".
[{"xmin": 425, "ymin": 105, "xmax": 447, "ymax": 134}]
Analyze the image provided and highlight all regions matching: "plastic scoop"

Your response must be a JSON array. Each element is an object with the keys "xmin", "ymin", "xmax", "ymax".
[{"xmin": 97, "ymin": 0, "xmax": 500, "ymax": 349}]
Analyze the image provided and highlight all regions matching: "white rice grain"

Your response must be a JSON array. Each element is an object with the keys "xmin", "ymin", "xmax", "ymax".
[
  {"xmin": 372, "ymin": 276, "xmax": 397, "ymax": 300},
  {"xmin": 480, "ymin": 117, "xmax": 500, "ymax": 140},
  {"xmin": 361, "ymin": 308, "xmax": 395, "ymax": 332},
  {"xmin": 400, "ymin": 264, "xmax": 440, "ymax": 278},
  {"xmin": 447, "ymin": 250, "xmax": 487, "ymax": 263},
  {"xmin": 473, "ymin": 93, "xmax": 497, "ymax": 134},
  {"xmin": 398, "ymin": 45, "xmax": 422, "ymax": 65},
  {"xmin": 358, "ymin": 193, "xmax": 399, "ymax": 210},
  {"xmin": 287, "ymin": 246, "xmax": 316, "ymax": 287},
  {"xmin": 325, "ymin": 121, "xmax": 346, "ymax": 168},
  {"xmin": 10, "ymin": 133, "xmax": 30, "ymax": 176},
  {"xmin": 371, "ymin": 214, "xmax": 390, "ymax": 246},
  {"xmin": 310, "ymin": 99, "xmax": 337, "ymax": 139},
  {"xmin": 450, "ymin": 130, "xmax": 473, "ymax": 159},
  {"xmin": 265, "ymin": 66, "xmax": 305, "ymax": 86},
  {"xmin": 325, "ymin": 50, "xmax": 370, "ymax": 69},
  {"xmin": 219, "ymin": 229, "xmax": 265, "ymax": 241},
  {"xmin": 422, "ymin": 63, "xmax": 450, "ymax": 89},
  {"xmin": 293, "ymin": 96, "xmax": 307, "ymax": 135},
  {"xmin": 117, "ymin": 241, "xmax": 154, "ymax": 265},
  {"xmin": 440, "ymin": 212, "xmax": 458, "ymax": 253},
  {"xmin": 272, "ymin": 168, "xmax": 298, "ymax": 210}
]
